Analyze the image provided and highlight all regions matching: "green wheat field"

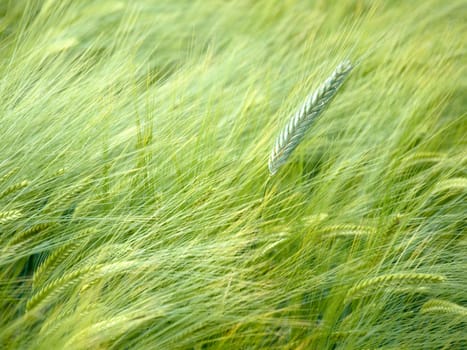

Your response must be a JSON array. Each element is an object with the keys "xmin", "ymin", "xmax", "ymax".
[{"xmin": 1, "ymin": 0, "xmax": 466, "ymax": 349}]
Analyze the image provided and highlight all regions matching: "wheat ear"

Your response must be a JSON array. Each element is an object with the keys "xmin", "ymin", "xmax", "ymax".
[
  {"xmin": 26, "ymin": 265, "xmax": 101, "ymax": 312},
  {"xmin": 0, "ymin": 210, "xmax": 22, "ymax": 224},
  {"xmin": 0, "ymin": 180, "xmax": 29, "ymax": 200},
  {"xmin": 7, "ymin": 222, "xmax": 56, "ymax": 246},
  {"xmin": 32, "ymin": 242, "xmax": 79, "ymax": 289},
  {"xmin": 32, "ymin": 227, "xmax": 97, "ymax": 289},
  {"xmin": 433, "ymin": 177, "xmax": 466, "ymax": 194},
  {"xmin": 27, "ymin": 261, "xmax": 139, "ymax": 311},
  {"xmin": 421, "ymin": 299, "xmax": 467, "ymax": 317},
  {"xmin": 268, "ymin": 60, "xmax": 353, "ymax": 175},
  {"xmin": 0, "ymin": 167, "xmax": 19, "ymax": 185},
  {"xmin": 319, "ymin": 224, "xmax": 376, "ymax": 238},
  {"xmin": 346, "ymin": 272, "xmax": 445, "ymax": 301}
]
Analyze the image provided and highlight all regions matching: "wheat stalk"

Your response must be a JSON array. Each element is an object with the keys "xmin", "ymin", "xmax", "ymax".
[{"xmin": 268, "ymin": 60, "xmax": 353, "ymax": 175}]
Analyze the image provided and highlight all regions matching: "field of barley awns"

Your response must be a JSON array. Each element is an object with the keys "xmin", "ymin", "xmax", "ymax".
[{"xmin": 0, "ymin": 0, "xmax": 465, "ymax": 349}]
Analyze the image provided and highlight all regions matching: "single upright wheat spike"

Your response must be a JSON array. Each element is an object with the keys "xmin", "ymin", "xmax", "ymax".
[{"xmin": 268, "ymin": 60, "xmax": 353, "ymax": 175}]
